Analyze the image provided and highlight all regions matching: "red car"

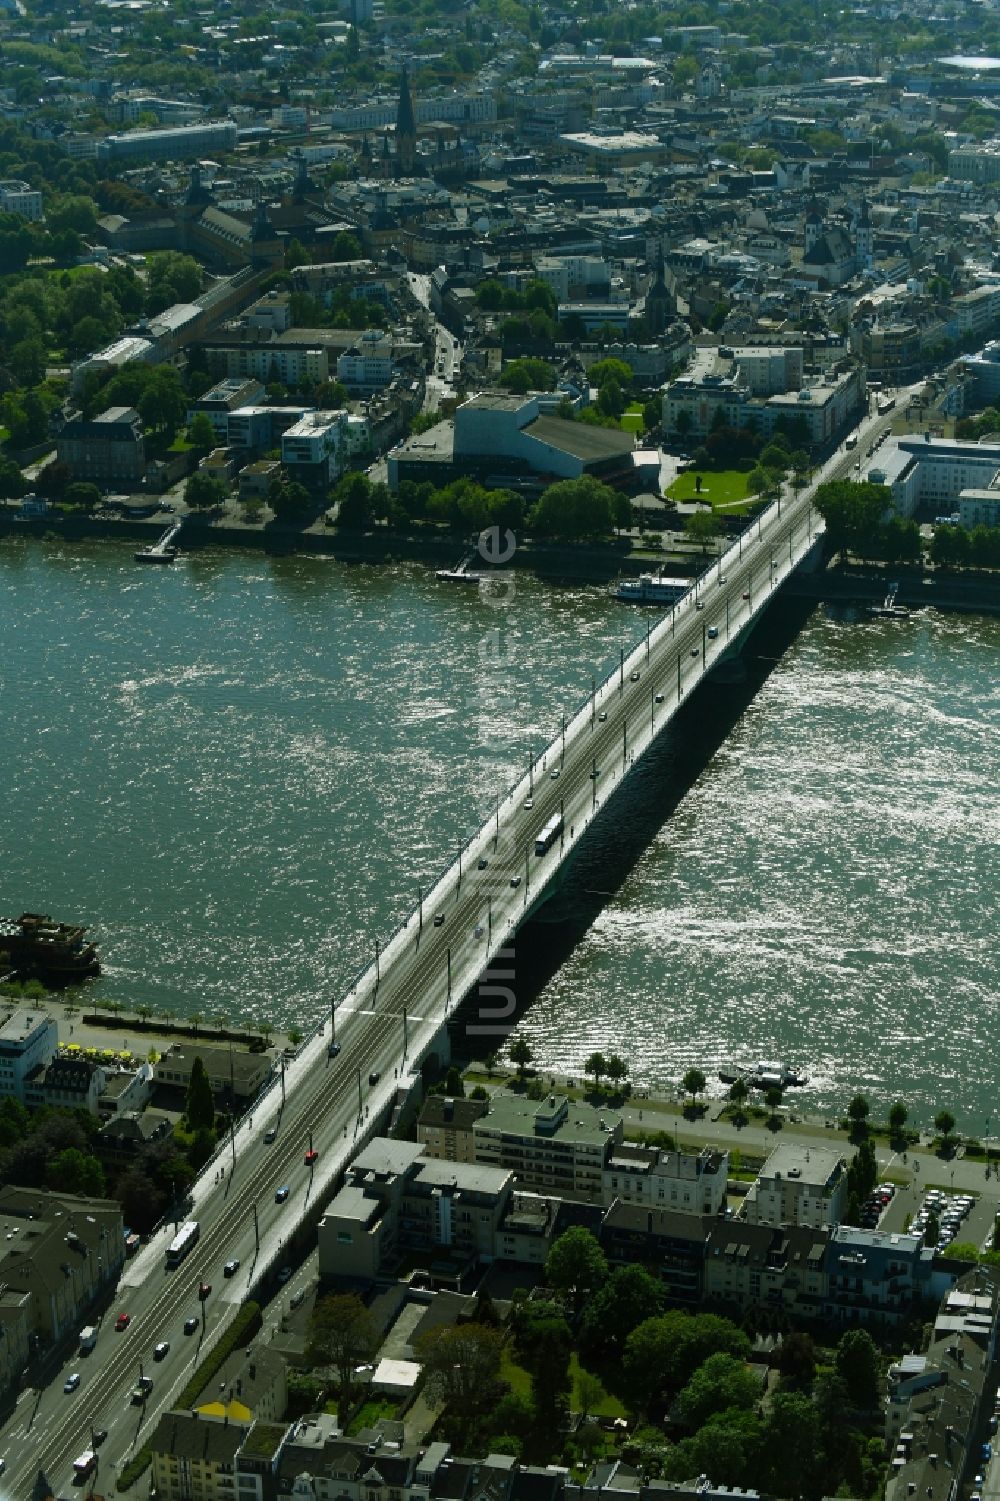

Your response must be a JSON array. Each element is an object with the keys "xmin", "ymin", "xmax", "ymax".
[
  {"xmin": 198, "ymin": 1282, "xmax": 211, "ymax": 1301},
  {"xmin": 304, "ymin": 1148, "xmax": 318, "ymax": 1167},
  {"xmin": 115, "ymin": 1311, "xmax": 131, "ymax": 1332}
]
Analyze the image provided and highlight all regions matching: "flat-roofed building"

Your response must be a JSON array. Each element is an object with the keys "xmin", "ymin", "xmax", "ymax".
[
  {"xmin": 472, "ymin": 1091, "xmax": 623, "ymax": 1199},
  {"xmin": 153, "ymin": 1043, "xmax": 272, "ymax": 1104},
  {"xmin": 317, "ymin": 1137, "xmax": 513, "ymax": 1282},
  {"xmin": 97, "ymin": 120, "xmax": 238, "ymax": 165},
  {"xmin": 863, "ymin": 433, "xmax": 1000, "ymax": 520},
  {"xmin": 0, "ymin": 1007, "xmax": 58, "ymax": 1103},
  {"xmin": 0, "ymin": 179, "xmax": 42, "ymax": 220},
  {"xmin": 742, "ymin": 1142, "xmax": 848, "ymax": 1229}
]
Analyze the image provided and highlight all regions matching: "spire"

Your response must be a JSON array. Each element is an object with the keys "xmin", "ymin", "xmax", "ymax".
[{"xmin": 396, "ymin": 66, "xmax": 416, "ymax": 175}]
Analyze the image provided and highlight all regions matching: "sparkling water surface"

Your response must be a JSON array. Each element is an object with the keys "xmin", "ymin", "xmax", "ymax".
[{"xmin": 1, "ymin": 535, "xmax": 996, "ymax": 1125}]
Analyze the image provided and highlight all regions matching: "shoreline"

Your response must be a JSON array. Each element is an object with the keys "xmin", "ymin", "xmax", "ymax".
[{"xmin": 3, "ymin": 510, "xmax": 999, "ymax": 609}]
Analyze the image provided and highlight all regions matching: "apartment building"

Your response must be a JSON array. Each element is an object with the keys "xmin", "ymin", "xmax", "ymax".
[
  {"xmin": 742, "ymin": 1142, "xmax": 848, "ymax": 1229},
  {"xmin": 704, "ymin": 1221, "xmax": 829, "ymax": 1317},
  {"xmin": 0, "ymin": 1186, "xmax": 124, "ymax": 1343},
  {"xmin": 336, "ymin": 329, "xmax": 395, "ymax": 390},
  {"xmin": 417, "ymin": 1094, "xmax": 488, "ymax": 1163},
  {"xmin": 0, "ymin": 1007, "xmax": 58, "ymax": 1103},
  {"xmin": 472, "ymin": 1092, "xmax": 623, "ymax": 1199},
  {"xmin": 603, "ymin": 1144, "xmax": 729, "ymax": 1215},
  {"xmin": 317, "ymin": 1138, "xmax": 513, "ymax": 1282},
  {"xmin": 281, "ymin": 411, "xmax": 348, "ymax": 485},
  {"xmin": 0, "ymin": 1287, "xmax": 31, "ymax": 1399},
  {"xmin": 824, "ymin": 1225, "xmax": 935, "ymax": 1325},
  {"xmin": 0, "ymin": 179, "xmax": 43, "ymax": 219},
  {"xmin": 187, "ymin": 376, "xmax": 267, "ymax": 437},
  {"xmin": 23, "ymin": 1055, "xmax": 107, "ymax": 1114},
  {"xmin": 57, "ymin": 406, "xmax": 146, "ymax": 484}
]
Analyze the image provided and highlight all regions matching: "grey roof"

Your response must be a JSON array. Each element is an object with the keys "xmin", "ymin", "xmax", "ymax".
[
  {"xmin": 523, "ymin": 415, "xmax": 634, "ymax": 461},
  {"xmin": 150, "ymin": 1409, "xmax": 247, "ymax": 1464}
]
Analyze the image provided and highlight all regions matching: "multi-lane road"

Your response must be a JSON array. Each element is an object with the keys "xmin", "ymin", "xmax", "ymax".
[{"xmin": 0, "ymin": 387, "xmax": 911, "ymax": 1499}]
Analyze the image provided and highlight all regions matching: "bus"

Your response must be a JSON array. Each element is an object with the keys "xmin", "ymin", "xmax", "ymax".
[
  {"xmin": 166, "ymin": 1220, "xmax": 200, "ymax": 1268},
  {"xmin": 534, "ymin": 813, "xmax": 563, "ymax": 857}
]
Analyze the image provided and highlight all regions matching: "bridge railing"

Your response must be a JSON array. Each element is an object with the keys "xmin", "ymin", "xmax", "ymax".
[{"xmin": 334, "ymin": 484, "xmax": 818, "ymax": 1026}]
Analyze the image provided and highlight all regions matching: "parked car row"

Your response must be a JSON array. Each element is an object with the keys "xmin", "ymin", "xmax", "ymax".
[
  {"xmin": 911, "ymin": 1189, "xmax": 974, "ymax": 1249},
  {"xmin": 859, "ymin": 1181, "xmax": 895, "ymax": 1228}
]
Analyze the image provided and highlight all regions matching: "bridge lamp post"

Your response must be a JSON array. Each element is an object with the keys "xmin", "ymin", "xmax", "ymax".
[
  {"xmin": 488, "ymin": 896, "xmax": 492, "ymax": 941},
  {"xmin": 591, "ymin": 673, "xmax": 596, "ymax": 727},
  {"xmin": 357, "ymin": 1067, "xmax": 363, "ymax": 1118},
  {"xmin": 375, "ymin": 937, "xmax": 380, "ymax": 990},
  {"xmin": 650, "ymin": 687, "xmax": 654, "ymax": 731},
  {"xmin": 252, "ymin": 1202, "xmax": 259, "ymax": 1257},
  {"xmin": 622, "ymin": 718, "xmax": 627, "ymax": 768},
  {"xmin": 495, "ymin": 793, "xmax": 500, "ymax": 846},
  {"xmin": 676, "ymin": 654, "xmax": 682, "ymax": 703},
  {"xmin": 560, "ymin": 796, "xmax": 565, "ymax": 847},
  {"xmin": 417, "ymin": 887, "xmax": 423, "ymax": 932},
  {"xmin": 528, "ymin": 751, "xmax": 534, "ymax": 795},
  {"xmin": 280, "ymin": 1055, "xmax": 286, "ymax": 1109},
  {"xmin": 726, "ymin": 598, "xmax": 730, "ymax": 639},
  {"xmin": 619, "ymin": 647, "xmax": 624, "ymax": 694},
  {"xmin": 645, "ymin": 619, "xmax": 651, "ymax": 662},
  {"xmin": 524, "ymin": 846, "xmax": 529, "ymax": 891},
  {"xmin": 769, "ymin": 547, "xmax": 776, "ymax": 588},
  {"xmin": 458, "ymin": 845, "xmax": 462, "ymax": 890},
  {"xmin": 447, "ymin": 945, "xmax": 452, "ymax": 1003},
  {"xmin": 402, "ymin": 1005, "xmax": 408, "ymax": 1058},
  {"xmin": 561, "ymin": 713, "xmax": 566, "ymax": 762},
  {"xmin": 330, "ymin": 995, "xmax": 337, "ymax": 1041}
]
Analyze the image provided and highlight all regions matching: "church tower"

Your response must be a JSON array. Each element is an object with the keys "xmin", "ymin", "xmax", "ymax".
[
  {"xmin": 395, "ymin": 67, "xmax": 417, "ymax": 177},
  {"xmin": 856, "ymin": 197, "xmax": 873, "ymax": 270},
  {"xmin": 804, "ymin": 196, "xmax": 823, "ymax": 256},
  {"xmin": 646, "ymin": 244, "xmax": 672, "ymax": 336}
]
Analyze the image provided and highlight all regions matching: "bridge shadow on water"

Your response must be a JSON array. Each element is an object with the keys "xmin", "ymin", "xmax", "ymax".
[{"xmin": 449, "ymin": 597, "xmax": 816, "ymax": 1061}]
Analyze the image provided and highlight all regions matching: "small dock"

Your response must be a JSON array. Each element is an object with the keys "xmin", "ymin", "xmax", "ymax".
[
  {"xmin": 436, "ymin": 551, "xmax": 482, "ymax": 585},
  {"xmin": 867, "ymin": 580, "xmax": 909, "ymax": 619},
  {"xmin": 135, "ymin": 520, "xmax": 183, "ymax": 565}
]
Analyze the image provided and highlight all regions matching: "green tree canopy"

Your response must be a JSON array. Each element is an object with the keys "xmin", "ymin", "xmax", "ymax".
[
  {"xmin": 308, "ymin": 1292, "xmax": 379, "ymax": 1411},
  {"xmin": 185, "ymin": 471, "xmax": 228, "ymax": 511},
  {"xmin": 185, "ymin": 1055, "xmax": 215, "ymax": 1130},
  {"xmin": 545, "ymin": 1226, "xmax": 608, "ymax": 1312},
  {"xmin": 835, "ymin": 1327, "xmax": 880, "ymax": 1410},
  {"xmin": 624, "ymin": 1311, "xmax": 750, "ymax": 1408},
  {"xmin": 579, "ymin": 1263, "xmax": 665, "ymax": 1357},
  {"xmin": 676, "ymin": 1351, "xmax": 760, "ymax": 1430},
  {"xmin": 530, "ymin": 475, "xmax": 619, "ymax": 539}
]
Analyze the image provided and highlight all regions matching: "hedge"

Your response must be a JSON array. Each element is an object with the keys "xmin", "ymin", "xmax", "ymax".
[{"xmin": 114, "ymin": 1302, "xmax": 263, "ymax": 1493}]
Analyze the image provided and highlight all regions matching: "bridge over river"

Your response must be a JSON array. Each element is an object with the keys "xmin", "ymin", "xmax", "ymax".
[{"xmin": 13, "ymin": 398, "xmax": 908, "ymax": 1500}]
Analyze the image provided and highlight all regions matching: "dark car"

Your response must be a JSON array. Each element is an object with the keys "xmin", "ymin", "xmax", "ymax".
[
  {"xmin": 224, "ymin": 1259, "xmax": 240, "ymax": 1278},
  {"xmin": 369, "ymin": 1070, "xmax": 381, "ymax": 1086},
  {"xmin": 477, "ymin": 857, "xmax": 488, "ymax": 870},
  {"xmin": 93, "ymin": 1430, "xmax": 108, "ymax": 1447},
  {"xmin": 433, "ymin": 912, "xmax": 445, "ymax": 927},
  {"xmin": 183, "ymin": 1317, "xmax": 199, "ymax": 1335}
]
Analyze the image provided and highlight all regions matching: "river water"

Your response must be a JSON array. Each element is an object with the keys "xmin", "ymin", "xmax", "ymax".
[{"xmin": 1, "ymin": 535, "xmax": 997, "ymax": 1126}]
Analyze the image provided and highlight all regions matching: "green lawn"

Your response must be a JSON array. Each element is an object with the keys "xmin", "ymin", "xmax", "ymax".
[
  {"xmin": 501, "ymin": 1348, "xmax": 533, "ymax": 1400},
  {"xmin": 570, "ymin": 1354, "xmax": 626, "ymax": 1417},
  {"xmin": 666, "ymin": 469, "xmax": 751, "ymax": 509},
  {"xmin": 347, "ymin": 1397, "xmax": 399, "ymax": 1434},
  {"xmin": 620, "ymin": 411, "xmax": 644, "ymax": 434}
]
